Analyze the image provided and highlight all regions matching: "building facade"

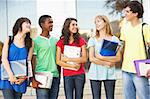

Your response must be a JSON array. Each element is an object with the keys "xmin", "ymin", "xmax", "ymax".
[
  {"xmin": 0, "ymin": 0, "xmax": 76, "ymax": 42},
  {"xmin": 0, "ymin": 0, "xmax": 150, "ymax": 42}
]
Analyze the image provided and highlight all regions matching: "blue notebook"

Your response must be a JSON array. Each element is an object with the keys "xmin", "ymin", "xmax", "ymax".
[
  {"xmin": 100, "ymin": 39, "xmax": 118, "ymax": 56},
  {"xmin": 1, "ymin": 59, "xmax": 27, "ymax": 80}
]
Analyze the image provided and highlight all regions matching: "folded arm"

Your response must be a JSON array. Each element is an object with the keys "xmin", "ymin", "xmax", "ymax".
[
  {"xmin": 62, "ymin": 45, "xmax": 87, "ymax": 64},
  {"xmin": 56, "ymin": 46, "xmax": 81, "ymax": 70},
  {"xmin": 95, "ymin": 46, "xmax": 122, "ymax": 63},
  {"xmin": 89, "ymin": 46, "xmax": 115, "ymax": 66}
]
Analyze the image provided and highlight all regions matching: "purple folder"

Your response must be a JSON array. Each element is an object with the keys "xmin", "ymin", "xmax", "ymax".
[{"xmin": 134, "ymin": 59, "xmax": 150, "ymax": 76}]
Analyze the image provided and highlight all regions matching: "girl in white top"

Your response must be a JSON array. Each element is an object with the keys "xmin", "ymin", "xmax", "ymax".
[{"xmin": 87, "ymin": 15, "xmax": 122, "ymax": 99}]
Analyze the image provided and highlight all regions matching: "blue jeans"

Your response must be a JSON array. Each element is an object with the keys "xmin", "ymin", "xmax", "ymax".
[
  {"xmin": 122, "ymin": 71, "xmax": 149, "ymax": 99},
  {"xmin": 90, "ymin": 80, "xmax": 116, "ymax": 99},
  {"xmin": 2, "ymin": 89, "xmax": 22, "ymax": 99},
  {"xmin": 64, "ymin": 74, "xmax": 85, "ymax": 99},
  {"xmin": 36, "ymin": 77, "xmax": 60, "ymax": 99}
]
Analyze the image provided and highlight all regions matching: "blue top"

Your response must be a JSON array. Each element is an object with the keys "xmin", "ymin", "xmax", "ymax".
[
  {"xmin": 87, "ymin": 36, "xmax": 120, "ymax": 80},
  {"xmin": 0, "ymin": 43, "xmax": 28, "ymax": 93}
]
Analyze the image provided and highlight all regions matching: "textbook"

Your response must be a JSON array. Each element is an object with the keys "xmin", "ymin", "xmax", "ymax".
[
  {"xmin": 63, "ymin": 45, "xmax": 81, "ymax": 71},
  {"xmin": 134, "ymin": 59, "xmax": 150, "ymax": 76},
  {"xmin": 27, "ymin": 61, "xmax": 33, "ymax": 77},
  {"xmin": 100, "ymin": 39, "xmax": 118, "ymax": 56},
  {"xmin": 1, "ymin": 59, "xmax": 27, "ymax": 80},
  {"xmin": 34, "ymin": 72, "xmax": 53, "ymax": 89}
]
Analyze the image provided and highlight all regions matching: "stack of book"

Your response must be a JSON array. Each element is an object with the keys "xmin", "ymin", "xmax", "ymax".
[{"xmin": 63, "ymin": 45, "xmax": 81, "ymax": 71}]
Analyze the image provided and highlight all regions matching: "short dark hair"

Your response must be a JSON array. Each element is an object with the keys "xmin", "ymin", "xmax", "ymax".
[
  {"xmin": 38, "ymin": 15, "xmax": 52, "ymax": 28},
  {"xmin": 125, "ymin": 1, "xmax": 144, "ymax": 18}
]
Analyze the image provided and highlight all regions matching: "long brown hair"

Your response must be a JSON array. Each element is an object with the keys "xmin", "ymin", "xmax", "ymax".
[
  {"xmin": 61, "ymin": 18, "xmax": 80, "ymax": 45},
  {"xmin": 12, "ymin": 17, "xmax": 32, "ymax": 52},
  {"xmin": 95, "ymin": 15, "xmax": 113, "ymax": 37}
]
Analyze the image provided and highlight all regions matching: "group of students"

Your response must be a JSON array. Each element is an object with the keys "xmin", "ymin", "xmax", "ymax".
[{"xmin": 0, "ymin": 1, "xmax": 150, "ymax": 99}]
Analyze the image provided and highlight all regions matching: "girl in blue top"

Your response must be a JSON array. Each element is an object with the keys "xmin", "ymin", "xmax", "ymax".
[
  {"xmin": 1, "ymin": 17, "xmax": 34, "ymax": 99},
  {"xmin": 87, "ymin": 15, "xmax": 122, "ymax": 99}
]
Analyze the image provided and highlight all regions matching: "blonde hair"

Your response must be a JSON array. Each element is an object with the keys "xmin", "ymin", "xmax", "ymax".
[{"xmin": 95, "ymin": 15, "xmax": 113, "ymax": 37}]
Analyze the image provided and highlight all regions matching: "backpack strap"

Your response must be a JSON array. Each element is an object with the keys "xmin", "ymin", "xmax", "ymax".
[
  {"xmin": 8, "ymin": 36, "xmax": 14, "ymax": 46},
  {"xmin": 8, "ymin": 36, "xmax": 30, "ymax": 79},
  {"xmin": 8, "ymin": 36, "xmax": 14, "ymax": 54},
  {"xmin": 141, "ymin": 23, "xmax": 148, "ymax": 58}
]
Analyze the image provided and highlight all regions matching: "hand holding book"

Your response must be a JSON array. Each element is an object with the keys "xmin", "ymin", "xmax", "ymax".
[
  {"xmin": 61, "ymin": 54, "xmax": 80, "ymax": 71},
  {"xmin": 95, "ymin": 50, "xmax": 116, "ymax": 67},
  {"xmin": 63, "ymin": 61, "xmax": 80, "ymax": 71},
  {"xmin": 15, "ymin": 77, "xmax": 27, "ymax": 85},
  {"xmin": 1, "ymin": 59, "xmax": 27, "ymax": 80},
  {"xmin": 31, "ymin": 77, "xmax": 42, "ymax": 88},
  {"xmin": 31, "ymin": 72, "xmax": 53, "ymax": 89},
  {"xmin": 61, "ymin": 54, "xmax": 69, "ymax": 62},
  {"xmin": 71, "ymin": 63, "xmax": 80, "ymax": 70},
  {"xmin": 134, "ymin": 59, "xmax": 150, "ymax": 76},
  {"xmin": 63, "ymin": 45, "xmax": 81, "ymax": 71},
  {"xmin": 61, "ymin": 54, "xmax": 80, "ymax": 65},
  {"xmin": 146, "ymin": 69, "xmax": 150, "ymax": 78},
  {"xmin": 8, "ymin": 75, "xmax": 17, "ymax": 84}
]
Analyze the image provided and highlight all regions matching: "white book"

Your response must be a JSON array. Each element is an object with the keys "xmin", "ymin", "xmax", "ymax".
[
  {"xmin": 63, "ymin": 45, "xmax": 81, "ymax": 71},
  {"xmin": 1, "ymin": 59, "xmax": 27, "ymax": 80},
  {"xmin": 138, "ymin": 62, "xmax": 150, "ymax": 76},
  {"xmin": 35, "ymin": 72, "xmax": 53, "ymax": 89},
  {"xmin": 27, "ymin": 61, "xmax": 33, "ymax": 77}
]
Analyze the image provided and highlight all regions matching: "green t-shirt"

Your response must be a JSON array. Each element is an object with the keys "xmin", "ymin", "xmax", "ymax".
[{"xmin": 33, "ymin": 36, "xmax": 59, "ymax": 77}]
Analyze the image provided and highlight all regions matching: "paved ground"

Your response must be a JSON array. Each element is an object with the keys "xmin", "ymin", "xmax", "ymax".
[
  {"xmin": 0, "ymin": 78, "xmax": 123, "ymax": 99},
  {"xmin": 18, "ymin": 94, "xmax": 123, "ymax": 99},
  {"xmin": 0, "ymin": 71, "xmax": 124, "ymax": 99}
]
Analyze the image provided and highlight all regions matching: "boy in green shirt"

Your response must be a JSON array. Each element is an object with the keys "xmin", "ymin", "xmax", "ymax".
[{"xmin": 32, "ymin": 15, "xmax": 60, "ymax": 99}]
